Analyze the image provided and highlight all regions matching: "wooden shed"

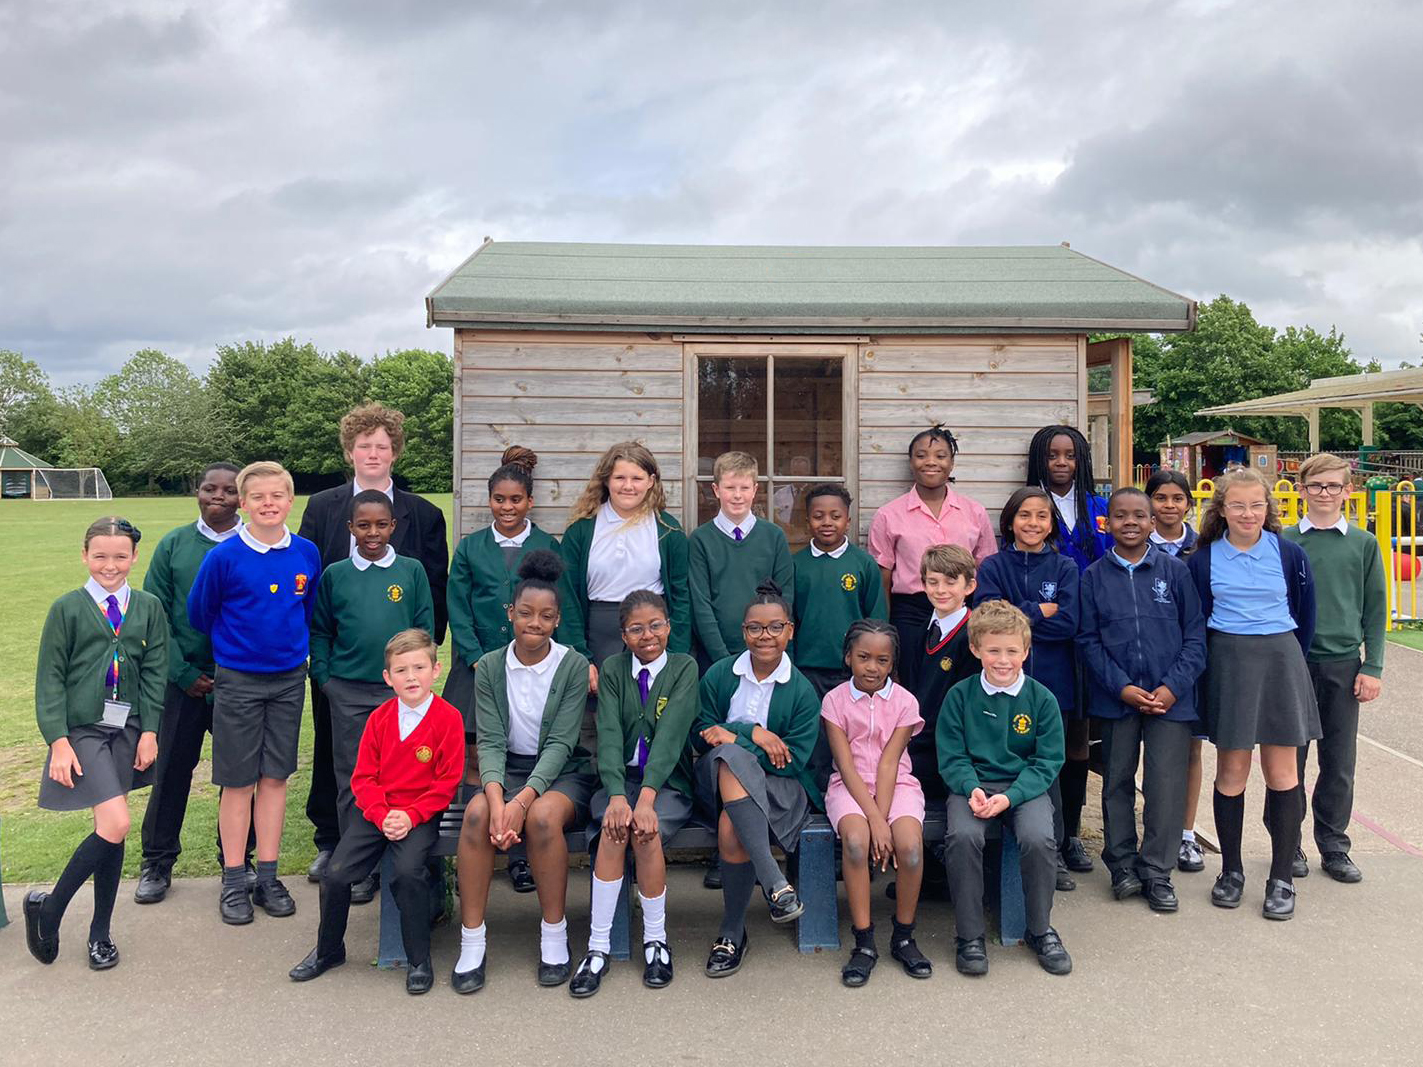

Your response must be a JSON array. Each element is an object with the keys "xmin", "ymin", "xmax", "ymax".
[
  {"xmin": 427, "ymin": 242, "xmax": 1196, "ymax": 548},
  {"xmin": 1159, "ymin": 429, "xmax": 1277, "ymax": 483}
]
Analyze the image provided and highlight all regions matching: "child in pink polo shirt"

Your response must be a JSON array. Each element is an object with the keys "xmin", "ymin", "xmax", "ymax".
[
  {"xmin": 821, "ymin": 619, "xmax": 931, "ymax": 987},
  {"xmin": 868, "ymin": 426, "xmax": 996, "ymax": 662}
]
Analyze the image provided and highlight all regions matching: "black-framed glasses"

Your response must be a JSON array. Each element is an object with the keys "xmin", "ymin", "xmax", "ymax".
[
  {"xmin": 1303, "ymin": 482, "xmax": 1346, "ymax": 497},
  {"xmin": 743, "ymin": 621, "xmax": 789, "ymax": 637},
  {"xmin": 622, "ymin": 620, "xmax": 669, "ymax": 638}
]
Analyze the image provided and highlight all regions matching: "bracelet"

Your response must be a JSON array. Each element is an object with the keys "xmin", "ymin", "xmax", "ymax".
[{"xmin": 510, "ymin": 795, "xmax": 528, "ymax": 813}]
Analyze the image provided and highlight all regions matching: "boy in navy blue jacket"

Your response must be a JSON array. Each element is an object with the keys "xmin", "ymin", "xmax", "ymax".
[
  {"xmin": 1079, "ymin": 489, "xmax": 1206, "ymax": 911},
  {"xmin": 189, "ymin": 461, "xmax": 322, "ymax": 926}
]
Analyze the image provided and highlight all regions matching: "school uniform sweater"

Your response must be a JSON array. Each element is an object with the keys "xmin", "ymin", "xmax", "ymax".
[
  {"xmin": 309, "ymin": 555, "xmax": 434, "ymax": 686},
  {"xmin": 936, "ymin": 674, "xmax": 1065, "ymax": 807},
  {"xmin": 351, "ymin": 694, "xmax": 465, "ymax": 827},
  {"xmin": 1186, "ymin": 535, "xmax": 1316, "ymax": 655},
  {"xmin": 790, "ymin": 542, "xmax": 888, "ymax": 672},
  {"xmin": 973, "ymin": 545, "xmax": 1080, "ymax": 711},
  {"xmin": 1054, "ymin": 491, "xmax": 1112, "ymax": 572},
  {"xmin": 558, "ymin": 511, "xmax": 690, "ymax": 656},
  {"xmin": 909, "ymin": 610, "xmax": 979, "ymax": 761},
  {"xmin": 144, "ymin": 522, "xmax": 227, "ymax": 692},
  {"xmin": 447, "ymin": 525, "xmax": 560, "ymax": 666},
  {"xmin": 187, "ymin": 531, "xmax": 322, "ymax": 672},
  {"xmin": 1077, "ymin": 546, "xmax": 1207, "ymax": 722},
  {"xmin": 693, "ymin": 655, "xmax": 823, "ymax": 807},
  {"xmin": 1281, "ymin": 522, "xmax": 1386, "ymax": 677},
  {"xmin": 595, "ymin": 650, "xmax": 699, "ymax": 797},
  {"xmin": 35, "ymin": 589, "xmax": 169, "ymax": 744},
  {"xmin": 688, "ymin": 520, "xmax": 795, "ymax": 662},
  {"xmin": 1150, "ymin": 524, "xmax": 1198, "ymax": 558},
  {"xmin": 472, "ymin": 644, "xmax": 592, "ymax": 794}
]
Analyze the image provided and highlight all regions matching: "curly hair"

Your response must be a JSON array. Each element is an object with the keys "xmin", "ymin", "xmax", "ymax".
[
  {"xmin": 1196, "ymin": 467, "xmax": 1281, "ymax": 546},
  {"xmin": 568, "ymin": 442, "xmax": 667, "ymax": 523},
  {"xmin": 339, "ymin": 403, "xmax": 406, "ymax": 459}
]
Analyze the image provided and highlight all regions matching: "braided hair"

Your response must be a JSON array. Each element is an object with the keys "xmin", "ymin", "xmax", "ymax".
[
  {"xmin": 618, "ymin": 589, "xmax": 669, "ymax": 628},
  {"xmin": 488, "ymin": 445, "xmax": 538, "ymax": 496},
  {"xmin": 841, "ymin": 618, "xmax": 899, "ymax": 671},
  {"xmin": 744, "ymin": 578, "xmax": 792, "ymax": 621},
  {"xmin": 1026, "ymin": 424, "xmax": 1098, "ymax": 560},
  {"xmin": 908, "ymin": 424, "xmax": 959, "ymax": 480}
]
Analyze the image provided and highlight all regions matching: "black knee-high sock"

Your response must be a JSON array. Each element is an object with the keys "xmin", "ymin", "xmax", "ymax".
[
  {"xmin": 1213, "ymin": 789, "xmax": 1245, "ymax": 875},
  {"xmin": 1266, "ymin": 786, "xmax": 1305, "ymax": 883},
  {"xmin": 718, "ymin": 860, "xmax": 756, "ymax": 941},
  {"xmin": 723, "ymin": 798, "xmax": 787, "ymax": 894},
  {"xmin": 89, "ymin": 838, "xmax": 125, "ymax": 942},
  {"xmin": 1061, "ymin": 759, "xmax": 1089, "ymax": 839},
  {"xmin": 40, "ymin": 832, "xmax": 111, "ymax": 935}
]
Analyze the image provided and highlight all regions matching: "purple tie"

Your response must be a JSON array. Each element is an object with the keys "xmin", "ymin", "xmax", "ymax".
[
  {"xmin": 635, "ymin": 668, "xmax": 651, "ymax": 770},
  {"xmin": 103, "ymin": 594, "xmax": 123, "ymax": 689},
  {"xmin": 733, "ymin": 527, "xmax": 743, "ymax": 542}
]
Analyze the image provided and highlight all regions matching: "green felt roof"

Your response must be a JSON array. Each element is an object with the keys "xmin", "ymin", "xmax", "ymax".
[
  {"xmin": 426, "ymin": 242, "xmax": 1196, "ymax": 334},
  {"xmin": 0, "ymin": 436, "xmax": 49, "ymax": 469}
]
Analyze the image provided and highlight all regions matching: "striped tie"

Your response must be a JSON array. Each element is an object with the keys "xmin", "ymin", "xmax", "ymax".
[{"xmin": 103, "ymin": 594, "xmax": 123, "ymax": 689}]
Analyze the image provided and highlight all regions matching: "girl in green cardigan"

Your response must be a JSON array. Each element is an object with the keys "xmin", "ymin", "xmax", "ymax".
[
  {"xmin": 453, "ymin": 550, "xmax": 595, "ymax": 993},
  {"xmin": 557, "ymin": 441, "xmax": 691, "ymax": 691},
  {"xmin": 570, "ymin": 589, "xmax": 699, "ymax": 998},
  {"xmin": 693, "ymin": 580, "xmax": 823, "ymax": 979},
  {"xmin": 25, "ymin": 517, "xmax": 168, "ymax": 972}
]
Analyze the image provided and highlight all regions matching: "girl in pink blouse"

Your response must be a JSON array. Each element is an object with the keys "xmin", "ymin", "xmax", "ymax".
[{"xmin": 820, "ymin": 619, "xmax": 931, "ymax": 987}]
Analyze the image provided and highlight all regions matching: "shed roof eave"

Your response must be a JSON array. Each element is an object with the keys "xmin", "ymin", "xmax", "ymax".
[{"xmin": 429, "ymin": 311, "xmax": 1194, "ymax": 333}]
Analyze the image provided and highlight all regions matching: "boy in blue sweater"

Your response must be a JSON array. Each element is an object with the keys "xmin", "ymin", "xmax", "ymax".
[
  {"xmin": 188, "ymin": 461, "xmax": 322, "ymax": 926},
  {"xmin": 1078, "ymin": 488, "xmax": 1206, "ymax": 911}
]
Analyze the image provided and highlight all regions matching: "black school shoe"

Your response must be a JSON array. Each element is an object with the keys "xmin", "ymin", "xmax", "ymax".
[
  {"xmin": 766, "ymin": 884, "xmax": 804, "ymax": 924},
  {"xmin": 1322, "ymin": 851, "xmax": 1363, "ymax": 883},
  {"xmin": 643, "ymin": 941, "xmax": 673, "ymax": 988},
  {"xmin": 703, "ymin": 856, "xmax": 723, "ymax": 890},
  {"xmin": 88, "ymin": 939, "xmax": 120, "ymax": 970},
  {"xmin": 219, "ymin": 883, "xmax": 254, "ymax": 925},
  {"xmin": 134, "ymin": 864, "xmax": 171, "ymax": 904},
  {"xmin": 840, "ymin": 945, "xmax": 878, "ymax": 987},
  {"xmin": 253, "ymin": 878, "xmax": 296, "ymax": 917},
  {"xmin": 1211, "ymin": 870, "xmax": 1245, "ymax": 909},
  {"xmin": 1292, "ymin": 847, "xmax": 1310, "ymax": 880},
  {"xmin": 1143, "ymin": 879, "xmax": 1179, "ymax": 912},
  {"xmin": 537, "ymin": 959, "xmax": 572, "ymax": 987},
  {"xmin": 1025, "ymin": 927, "xmax": 1073, "ymax": 976},
  {"xmin": 1178, "ymin": 838, "xmax": 1206, "ymax": 873},
  {"xmin": 1055, "ymin": 855, "xmax": 1077, "ymax": 892},
  {"xmin": 1061, "ymin": 837, "xmax": 1094, "ymax": 873},
  {"xmin": 705, "ymin": 931, "xmax": 749, "ymax": 978},
  {"xmin": 23, "ymin": 891, "xmax": 59, "ymax": 964},
  {"xmin": 954, "ymin": 936, "xmax": 988, "ymax": 976},
  {"xmin": 1263, "ymin": 878, "xmax": 1296, "ymax": 921},
  {"xmin": 508, "ymin": 858, "xmax": 537, "ymax": 894},
  {"xmin": 350, "ymin": 872, "xmax": 379, "ymax": 905},
  {"xmin": 569, "ymin": 951, "xmax": 610, "ymax": 998},
  {"xmin": 406, "ymin": 959, "xmax": 434, "ymax": 995},
  {"xmin": 290, "ymin": 946, "xmax": 346, "ymax": 982},
  {"xmin": 451, "ymin": 958, "xmax": 487, "ymax": 995},
  {"xmin": 308, "ymin": 849, "xmax": 332, "ymax": 883},
  {"xmin": 1110, "ymin": 870, "xmax": 1143, "ymax": 901}
]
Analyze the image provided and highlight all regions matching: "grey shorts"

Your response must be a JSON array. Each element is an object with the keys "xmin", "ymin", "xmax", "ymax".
[
  {"xmin": 503, "ymin": 752, "xmax": 597, "ymax": 829},
  {"xmin": 212, "ymin": 664, "xmax": 307, "ymax": 787}
]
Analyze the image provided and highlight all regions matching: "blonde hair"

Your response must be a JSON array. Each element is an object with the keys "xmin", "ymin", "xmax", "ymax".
[
  {"xmin": 1297, "ymin": 452, "xmax": 1351, "ymax": 485},
  {"xmin": 568, "ymin": 442, "xmax": 667, "ymax": 523},
  {"xmin": 713, "ymin": 450, "xmax": 758, "ymax": 481},
  {"xmin": 384, "ymin": 628, "xmax": 438, "ymax": 666},
  {"xmin": 967, "ymin": 600, "xmax": 1032, "ymax": 646},
  {"xmin": 340, "ymin": 403, "xmax": 406, "ymax": 460},
  {"xmin": 920, "ymin": 543, "xmax": 977, "ymax": 583},
  {"xmin": 237, "ymin": 461, "xmax": 294, "ymax": 499},
  {"xmin": 1198, "ymin": 466, "xmax": 1280, "ymax": 545}
]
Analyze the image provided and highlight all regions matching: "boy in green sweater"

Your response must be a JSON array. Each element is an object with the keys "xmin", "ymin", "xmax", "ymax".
[
  {"xmin": 310, "ymin": 490, "xmax": 434, "ymax": 878},
  {"xmin": 688, "ymin": 451, "xmax": 794, "ymax": 671},
  {"xmin": 938, "ymin": 600, "xmax": 1070, "ymax": 978},
  {"xmin": 791, "ymin": 484, "xmax": 888, "ymax": 698},
  {"xmin": 1280, "ymin": 453, "xmax": 1386, "ymax": 883}
]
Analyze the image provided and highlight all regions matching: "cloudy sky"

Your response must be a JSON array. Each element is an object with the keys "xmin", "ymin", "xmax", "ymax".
[{"xmin": 3, "ymin": 0, "xmax": 1421, "ymax": 384}]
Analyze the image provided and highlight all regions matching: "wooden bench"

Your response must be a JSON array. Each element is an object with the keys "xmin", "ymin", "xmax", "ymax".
[{"xmin": 376, "ymin": 797, "xmax": 1027, "ymax": 967}]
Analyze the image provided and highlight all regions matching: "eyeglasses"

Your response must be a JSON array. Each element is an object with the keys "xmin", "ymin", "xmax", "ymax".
[
  {"xmin": 1303, "ymin": 482, "xmax": 1346, "ymax": 497},
  {"xmin": 622, "ymin": 620, "xmax": 669, "ymax": 638},
  {"xmin": 1223, "ymin": 502, "xmax": 1269, "ymax": 516},
  {"xmin": 743, "ymin": 621, "xmax": 789, "ymax": 637}
]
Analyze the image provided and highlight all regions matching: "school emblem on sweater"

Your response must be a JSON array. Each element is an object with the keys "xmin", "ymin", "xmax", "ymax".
[
  {"xmin": 1096, "ymin": 514, "xmax": 1108, "ymax": 533},
  {"xmin": 939, "ymin": 656, "xmax": 954, "ymax": 672},
  {"xmin": 655, "ymin": 695, "xmax": 668, "ymax": 718},
  {"xmin": 1039, "ymin": 581, "xmax": 1058, "ymax": 600},
  {"xmin": 387, "ymin": 584, "xmax": 404, "ymax": 603},
  {"xmin": 294, "ymin": 573, "xmax": 309, "ymax": 594},
  {"xmin": 415, "ymin": 745, "xmax": 433, "ymax": 764},
  {"xmin": 269, "ymin": 583, "xmax": 278, "ymax": 593},
  {"xmin": 1011, "ymin": 713, "xmax": 1032, "ymax": 735},
  {"xmin": 1152, "ymin": 579, "xmax": 1171, "ymax": 604},
  {"xmin": 840, "ymin": 573, "xmax": 858, "ymax": 592}
]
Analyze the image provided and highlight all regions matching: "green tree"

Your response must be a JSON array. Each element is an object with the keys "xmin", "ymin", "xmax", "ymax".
[
  {"xmin": 47, "ymin": 387, "xmax": 124, "ymax": 477},
  {"xmin": 0, "ymin": 350, "xmax": 57, "ymax": 448},
  {"xmin": 93, "ymin": 349, "xmax": 221, "ymax": 490},
  {"xmin": 369, "ymin": 348, "xmax": 453, "ymax": 492}
]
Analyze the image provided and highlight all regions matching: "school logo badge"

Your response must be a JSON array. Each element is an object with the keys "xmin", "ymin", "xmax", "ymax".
[
  {"xmin": 1011, "ymin": 713, "xmax": 1032, "ymax": 735},
  {"xmin": 294, "ymin": 573, "xmax": 308, "ymax": 594},
  {"xmin": 269, "ymin": 583, "xmax": 278, "ymax": 594},
  {"xmin": 940, "ymin": 656, "xmax": 954, "ymax": 672},
  {"xmin": 1039, "ymin": 581, "xmax": 1058, "ymax": 600},
  {"xmin": 415, "ymin": 745, "xmax": 433, "ymax": 764},
  {"xmin": 387, "ymin": 584, "xmax": 404, "ymax": 603},
  {"xmin": 1096, "ymin": 514, "xmax": 1108, "ymax": 533},
  {"xmin": 1152, "ymin": 578, "xmax": 1171, "ymax": 604},
  {"xmin": 840, "ymin": 573, "xmax": 857, "ymax": 592},
  {"xmin": 655, "ymin": 695, "xmax": 669, "ymax": 719}
]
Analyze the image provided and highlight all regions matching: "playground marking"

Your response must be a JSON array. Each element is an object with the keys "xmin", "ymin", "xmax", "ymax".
[{"xmin": 1357, "ymin": 731, "xmax": 1423, "ymax": 771}]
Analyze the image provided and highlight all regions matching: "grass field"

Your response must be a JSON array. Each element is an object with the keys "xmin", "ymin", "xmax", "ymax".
[{"xmin": 0, "ymin": 495, "xmax": 454, "ymax": 883}]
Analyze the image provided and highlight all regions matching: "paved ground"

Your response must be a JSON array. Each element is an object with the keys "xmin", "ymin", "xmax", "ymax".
[{"xmin": 4, "ymin": 644, "xmax": 1421, "ymax": 1067}]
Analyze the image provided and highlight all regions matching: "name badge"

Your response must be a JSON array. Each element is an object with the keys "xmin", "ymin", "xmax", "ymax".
[{"xmin": 101, "ymin": 699, "xmax": 132, "ymax": 729}]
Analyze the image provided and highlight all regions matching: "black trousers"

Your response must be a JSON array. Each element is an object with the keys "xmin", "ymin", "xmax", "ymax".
[
  {"xmin": 1097, "ymin": 714, "xmax": 1192, "ymax": 882},
  {"xmin": 322, "ymin": 677, "xmax": 393, "ymax": 838},
  {"xmin": 945, "ymin": 786, "xmax": 1056, "ymax": 941},
  {"xmin": 140, "ymin": 682, "xmax": 254, "ymax": 868},
  {"xmin": 319, "ymin": 816, "xmax": 439, "ymax": 964},
  {"xmin": 306, "ymin": 679, "xmax": 341, "ymax": 852},
  {"xmin": 1299, "ymin": 657, "xmax": 1362, "ymax": 853}
]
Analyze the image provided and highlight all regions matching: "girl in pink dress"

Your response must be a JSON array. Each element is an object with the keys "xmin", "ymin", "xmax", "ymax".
[{"xmin": 820, "ymin": 619, "xmax": 930, "ymax": 987}]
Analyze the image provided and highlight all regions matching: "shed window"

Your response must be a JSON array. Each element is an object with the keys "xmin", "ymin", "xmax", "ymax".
[{"xmin": 691, "ymin": 348, "xmax": 850, "ymax": 551}]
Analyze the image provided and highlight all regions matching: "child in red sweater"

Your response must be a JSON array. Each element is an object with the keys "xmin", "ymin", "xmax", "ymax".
[{"xmin": 289, "ymin": 629, "xmax": 464, "ymax": 994}]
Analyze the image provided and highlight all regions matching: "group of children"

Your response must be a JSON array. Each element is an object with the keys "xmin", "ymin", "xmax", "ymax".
[{"xmin": 24, "ymin": 425, "xmax": 1385, "ymax": 999}]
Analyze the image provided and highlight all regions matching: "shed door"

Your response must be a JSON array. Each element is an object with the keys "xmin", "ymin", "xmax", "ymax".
[{"xmin": 683, "ymin": 343, "xmax": 858, "ymax": 551}]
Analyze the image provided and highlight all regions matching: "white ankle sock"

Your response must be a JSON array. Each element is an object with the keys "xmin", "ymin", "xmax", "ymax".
[
  {"xmin": 456, "ymin": 923, "xmax": 486, "ymax": 972},
  {"xmin": 639, "ymin": 888, "xmax": 667, "ymax": 948},
  {"xmin": 540, "ymin": 917, "xmax": 569, "ymax": 965},
  {"xmin": 588, "ymin": 875, "xmax": 622, "ymax": 955},
  {"xmin": 1182, "ymin": 829, "xmax": 1196, "ymax": 843}
]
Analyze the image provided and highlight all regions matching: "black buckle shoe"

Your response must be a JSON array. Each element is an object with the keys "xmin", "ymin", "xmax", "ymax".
[
  {"xmin": 1291, "ymin": 847, "xmax": 1309, "ymax": 880},
  {"xmin": 1061, "ymin": 837, "xmax": 1094, "ymax": 873},
  {"xmin": 289, "ymin": 946, "xmax": 346, "ymax": 982},
  {"xmin": 840, "ymin": 945, "xmax": 878, "ymax": 987},
  {"xmin": 537, "ymin": 959, "xmax": 572, "ymax": 987},
  {"xmin": 1321, "ymin": 851, "xmax": 1362, "ymax": 883},
  {"xmin": 1055, "ymin": 855, "xmax": 1077, "ymax": 892},
  {"xmin": 1178, "ymin": 838, "xmax": 1206, "ymax": 873},
  {"xmin": 1110, "ymin": 871, "xmax": 1143, "ymax": 901},
  {"xmin": 406, "ymin": 959, "xmax": 434, "ymax": 995},
  {"xmin": 23, "ymin": 892, "xmax": 58, "ymax": 965},
  {"xmin": 1211, "ymin": 870, "xmax": 1245, "ymax": 909},
  {"xmin": 954, "ymin": 936, "xmax": 988, "ymax": 976},
  {"xmin": 350, "ymin": 872, "xmax": 379, "ymax": 905},
  {"xmin": 569, "ymin": 951, "xmax": 609, "ymax": 998},
  {"xmin": 253, "ymin": 878, "xmax": 296, "ymax": 917},
  {"xmin": 890, "ymin": 934, "xmax": 932, "ymax": 978},
  {"xmin": 705, "ymin": 931, "xmax": 749, "ymax": 978},
  {"xmin": 642, "ymin": 940, "xmax": 673, "ymax": 988},
  {"xmin": 766, "ymin": 884, "xmax": 804, "ymax": 924},
  {"xmin": 87, "ymin": 938, "xmax": 120, "ymax": 970},
  {"xmin": 134, "ymin": 865, "xmax": 171, "ymax": 905},
  {"xmin": 451, "ymin": 958, "xmax": 487, "ymax": 995},
  {"xmin": 1025, "ymin": 927, "xmax": 1073, "ymax": 975},
  {"xmin": 702, "ymin": 856, "xmax": 723, "ymax": 890},
  {"xmin": 508, "ymin": 858, "xmax": 537, "ymax": 894},
  {"xmin": 220, "ymin": 883, "xmax": 254, "ymax": 925},
  {"xmin": 307, "ymin": 850, "xmax": 332, "ymax": 883},
  {"xmin": 1144, "ymin": 878, "xmax": 1179, "ymax": 912},
  {"xmin": 1263, "ymin": 877, "xmax": 1296, "ymax": 921}
]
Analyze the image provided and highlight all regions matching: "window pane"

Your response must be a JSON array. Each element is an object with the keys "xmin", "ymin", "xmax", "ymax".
[
  {"xmin": 772, "ymin": 358, "xmax": 842, "ymax": 477},
  {"xmin": 697, "ymin": 357, "xmax": 767, "ymax": 474}
]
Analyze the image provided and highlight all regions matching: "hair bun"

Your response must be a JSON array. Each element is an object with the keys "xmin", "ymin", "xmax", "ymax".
[
  {"xmin": 754, "ymin": 577, "xmax": 783, "ymax": 599},
  {"xmin": 517, "ymin": 548, "xmax": 563, "ymax": 584},
  {"xmin": 501, "ymin": 445, "xmax": 538, "ymax": 472}
]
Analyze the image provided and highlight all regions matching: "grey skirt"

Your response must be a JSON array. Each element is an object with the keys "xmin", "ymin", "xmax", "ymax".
[
  {"xmin": 587, "ymin": 601, "xmax": 625, "ymax": 672},
  {"xmin": 39, "ymin": 720, "xmax": 153, "ymax": 812},
  {"xmin": 1205, "ymin": 631, "xmax": 1322, "ymax": 749},
  {"xmin": 694, "ymin": 743, "xmax": 810, "ymax": 853},
  {"xmin": 441, "ymin": 658, "xmax": 478, "ymax": 738},
  {"xmin": 503, "ymin": 752, "xmax": 597, "ymax": 828},
  {"xmin": 589, "ymin": 776, "xmax": 694, "ymax": 844}
]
